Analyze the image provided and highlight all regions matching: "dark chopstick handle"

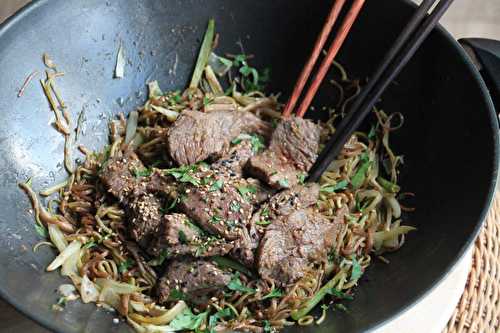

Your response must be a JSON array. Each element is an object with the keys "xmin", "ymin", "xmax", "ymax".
[
  {"xmin": 328, "ymin": 0, "xmax": 436, "ymax": 146},
  {"xmin": 308, "ymin": 0, "xmax": 454, "ymax": 182},
  {"xmin": 282, "ymin": 0, "xmax": 346, "ymax": 118}
]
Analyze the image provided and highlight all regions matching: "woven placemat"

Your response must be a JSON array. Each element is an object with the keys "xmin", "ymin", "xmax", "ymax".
[{"xmin": 444, "ymin": 190, "xmax": 500, "ymax": 333}]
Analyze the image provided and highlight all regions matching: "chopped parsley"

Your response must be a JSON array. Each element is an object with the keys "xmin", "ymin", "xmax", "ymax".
[
  {"xmin": 209, "ymin": 179, "xmax": 224, "ymax": 192},
  {"xmin": 133, "ymin": 167, "xmax": 153, "ymax": 178},
  {"xmin": 211, "ymin": 215, "xmax": 222, "ymax": 224},
  {"xmin": 263, "ymin": 320, "xmax": 272, "ymax": 333},
  {"xmin": 367, "ymin": 125, "xmax": 377, "ymax": 140},
  {"xmin": 164, "ymin": 165, "xmax": 200, "ymax": 186},
  {"xmin": 230, "ymin": 201, "xmax": 241, "ymax": 212},
  {"xmin": 203, "ymin": 95, "xmax": 213, "ymax": 106},
  {"xmin": 148, "ymin": 248, "xmax": 170, "ymax": 266},
  {"xmin": 350, "ymin": 256, "xmax": 363, "ymax": 281},
  {"xmin": 321, "ymin": 179, "xmax": 349, "ymax": 193},
  {"xmin": 118, "ymin": 258, "xmax": 135, "ymax": 273},
  {"xmin": 169, "ymin": 288, "xmax": 187, "ymax": 301},
  {"xmin": 178, "ymin": 230, "xmax": 188, "ymax": 244},
  {"xmin": 297, "ymin": 173, "xmax": 307, "ymax": 184},
  {"xmin": 231, "ymin": 133, "xmax": 265, "ymax": 153},
  {"xmin": 256, "ymin": 219, "xmax": 272, "ymax": 226},
  {"xmin": 262, "ymin": 288, "xmax": 284, "ymax": 300},
  {"xmin": 261, "ymin": 206, "xmax": 270, "ymax": 217},
  {"xmin": 278, "ymin": 178, "xmax": 289, "ymax": 188},
  {"xmin": 168, "ymin": 307, "xmax": 207, "ymax": 331},
  {"xmin": 231, "ymin": 54, "xmax": 270, "ymax": 92},
  {"xmin": 237, "ymin": 185, "xmax": 257, "ymax": 200},
  {"xmin": 227, "ymin": 272, "xmax": 256, "ymax": 294}
]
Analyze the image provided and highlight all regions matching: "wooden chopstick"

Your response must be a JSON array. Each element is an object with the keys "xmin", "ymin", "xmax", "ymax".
[
  {"xmin": 308, "ymin": 0, "xmax": 454, "ymax": 182},
  {"xmin": 282, "ymin": 0, "xmax": 346, "ymax": 118},
  {"xmin": 282, "ymin": 0, "xmax": 366, "ymax": 118},
  {"xmin": 296, "ymin": 0, "xmax": 366, "ymax": 118}
]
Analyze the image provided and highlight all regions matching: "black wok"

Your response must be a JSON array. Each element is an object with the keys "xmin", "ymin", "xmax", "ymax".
[{"xmin": 0, "ymin": 0, "xmax": 498, "ymax": 332}]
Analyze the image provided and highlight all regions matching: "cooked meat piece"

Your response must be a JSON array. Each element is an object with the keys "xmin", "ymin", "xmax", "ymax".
[
  {"xmin": 211, "ymin": 141, "xmax": 255, "ymax": 177},
  {"xmin": 167, "ymin": 110, "xmax": 272, "ymax": 166},
  {"xmin": 100, "ymin": 150, "xmax": 173, "ymax": 202},
  {"xmin": 251, "ymin": 183, "xmax": 320, "ymax": 226},
  {"xmin": 257, "ymin": 208, "xmax": 345, "ymax": 286},
  {"xmin": 247, "ymin": 117, "xmax": 320, "ymax": 189},
  {"xmin": 146, "ymin": 169, "xmax": 175, "ymax": 196},
  {"xmin": 177, "ymin": 172, "xmax": 270, "ymax": 266},
  {"xmin": 127, "ymin": 194, "xmax": 163, "ymax": 247},
  {"xmin": 157, "ymin": 258, "xmax": 231, "ymax": 305},
  {"xmin": 178, "ymin": 177, "xmax": 254, "ymax": 241},
  {"xmin": 100, "ymin": 149, "xmax": 145, "ymax": 202},
  {"xmin": 148, "ymin": 213, "xmax": 233, "ymax": 258}
]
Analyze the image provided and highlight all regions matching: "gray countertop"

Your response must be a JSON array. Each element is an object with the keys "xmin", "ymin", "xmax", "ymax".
[{"xmin": 0, "ymin": 0, "xmax": 499, "ymax": 332}]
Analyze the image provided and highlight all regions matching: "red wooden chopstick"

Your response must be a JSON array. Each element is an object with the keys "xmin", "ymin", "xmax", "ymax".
[
  {"xmin": 282, "ymin": 0, "xmax": 346, "ymax": 118},
  {"xmin": 282, "ymin": 0, "xmax": 366, "ymax": 118}
]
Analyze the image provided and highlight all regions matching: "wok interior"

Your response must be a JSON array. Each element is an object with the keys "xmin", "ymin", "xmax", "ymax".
[{"xmin": 0, "ymin": 0, "xmax": 496, "ymax": 332}]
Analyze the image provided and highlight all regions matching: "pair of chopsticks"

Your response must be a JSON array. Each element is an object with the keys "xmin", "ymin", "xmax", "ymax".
[
  {"xmin": 282, "ymin": 0, "xmax": 366, "ymax": 119},
  {"xmin": 282, "ymin": 0, "xmax": 454, "ymax": 181}
]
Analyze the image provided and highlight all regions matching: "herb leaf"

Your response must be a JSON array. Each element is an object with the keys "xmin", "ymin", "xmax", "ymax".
[
  {"xmin": 351, "ymin": 153, "xmax": 371, "ymax": 189},
  {"xmin": 118, "ymin": 258, "xmax": 135, "ymax": 273},
  {"xmin": 321, "ymin": 179, "xmax": 349, "ymax": 193},
  {"xmin": 169, "ymin": 288, "xmax": 186, "ymax": 301},
  {"xmin": 230, "ymin": 201, "xmax": 241, "ymax": 212},
  {"xmin": 148, "ymin": 248, "xmax": 170, "ymax": 266},
  {"xmin": 227, "ymin": 272, "xmax": 256, "ymax": 294},
  {"xmin": 263, "ymin": 320, "xmax": 272, "ymax": 333},
  {"xmin": 209, "ymin": 179, "xmax": 224, "ymax": 192},
  {"xmin": 165, "ymin": 165, "xmax": 200, "ymax": 186},
  {"xmin": 350, "ymin": 256, "xmax": 363, "ymax": 281},
  {"xmin": 178, "ymin": 230, "xmax": 188, "ymax": 244},
  {"xmin": 168, "ymin": 307, "xmax": 207, "ymax": 331},
  {"xmin": 256, "ymin": 219, "xmax": 272, "ymax": 226},
  {"xmin": 278, "ymin": 178, "xmax": 289, "ymax": 188},
  {"xmin": 262, "ymin": 288, "xmax": 284, "ymax": 300},
  {"xmin": 237, "ymin": 185, "xmax": 257, "ymax": 200},
  {"xmin": 133, "ymin": 168, "xmax": 152, "ymax": 178}
]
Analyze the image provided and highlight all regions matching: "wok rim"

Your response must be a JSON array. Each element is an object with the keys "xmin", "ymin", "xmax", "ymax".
[{"xmin": 0, "ymin": 0, "xmax": 497, "ymax": 332}]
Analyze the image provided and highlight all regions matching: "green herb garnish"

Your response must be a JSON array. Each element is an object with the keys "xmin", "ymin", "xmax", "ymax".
[
  {"xmin": 227, "ymin": 272, "xmax": 256, "ymax": 294},
  {"xmin": 350, "ymin": 256, "xmax": 363, "ymax": 281},
  {"xmin": 237, "ymin": 185, "xmax": 257, "ymax": 200},
  {"xmin": 165, "ymin": 165, "xmax": 200, "ymax": 186},
  {"xmin": 133, "ymin": 168, "xmax": 152, "ymax": 178},
  {"xmin": 148, "ymin": 248, "xmax": 170, "ymax": 266},
  {"xmin": 230, "ymin": 201, "xmax": 241, "ymax": 212},
  {"xmin": 178, "ymin": 230, "xmax": 188, "ymax": 244},
  {"xmin": 321, "ymin": 179, "xmax": 349, "ymax": 193},
  {"xmin": 256, "ymin": 219, "xmax": 272, "ymax": 226},
  {"xmin": 278, "ymin": 178, "xmax": 289, "ymax": 188},
  {"xmin": 118, "ymin": 258, "xmax": 135, "ymax": 273},
  {"xmin": 209, "ymin": 179, "xmax": 224, "ymax": 192},
  {"xmin": 351, "ymin": 153, "xmax": 371, "ymax": 189},
  {"xmin": 262, "ymin": 288, "xmax": 284, "ymax": 300},
  {"xmin": 168, "ymin": 307, "xmax": 207, "ymax": 331},
  {"xmin": 211, "ymin": 215, "xmax": 222, "ymax": 224}
]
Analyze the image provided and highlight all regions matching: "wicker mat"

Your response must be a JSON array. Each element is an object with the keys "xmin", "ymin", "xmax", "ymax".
[{"xmin": 444, "ymin": 191, "xmax": 500, "ymax": 333}]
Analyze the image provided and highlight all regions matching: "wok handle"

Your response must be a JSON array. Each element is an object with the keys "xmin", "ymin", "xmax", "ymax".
[{"xmin": 459, "ymin": 38, "xmax": 500, "ymax": 119}]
